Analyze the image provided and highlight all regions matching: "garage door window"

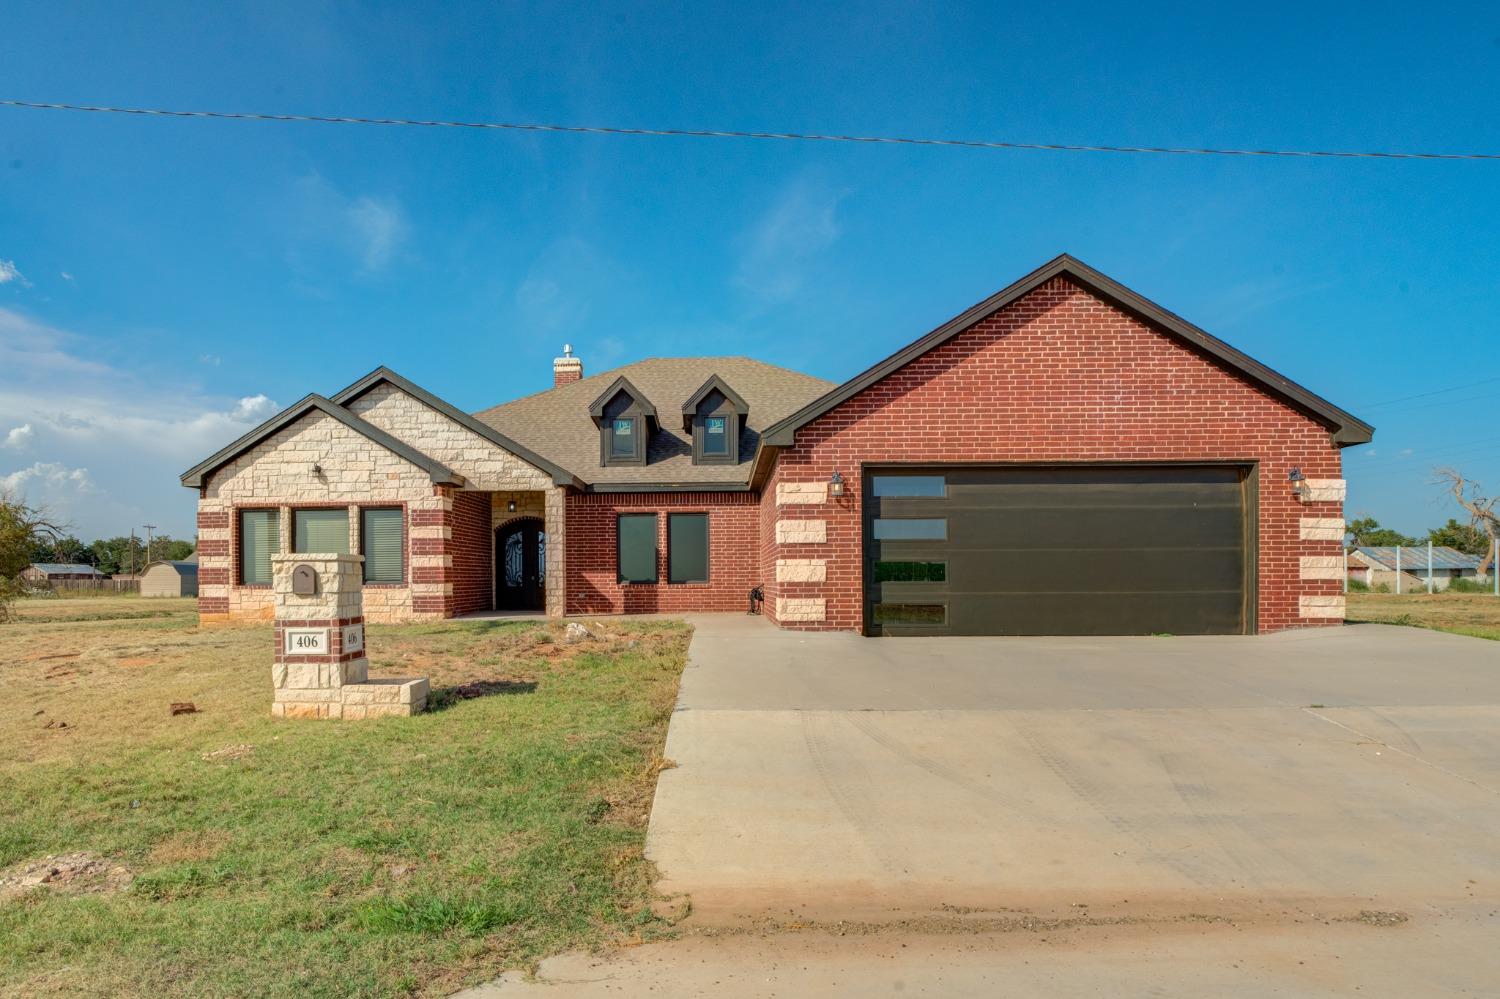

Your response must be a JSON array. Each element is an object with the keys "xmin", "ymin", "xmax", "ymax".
[
  {"xmin": 872, "ymin": 475, "xmax": 945, "ymax": 497},
  {"xmin": 872, "ymin": 518, "xmax": 947, "ymax": 540},
  {"xmin": 874, "ymin": 561, "xmax": 947, "ymax": 582},
  {"xmin": 873, "ymin": 603, "xmax": 947, "ymax": 625}
]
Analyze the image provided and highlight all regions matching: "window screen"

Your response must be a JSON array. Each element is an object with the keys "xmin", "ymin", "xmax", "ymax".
[
  {"xmin": 669, "ymin": 513, "xmax": 709, "ymax": 583},
  {"xmin": 239, "ymin": 509, "xmax": 279, "ymax": 585},
  {"xmin": 617, "ymin": 513, "xmax": 658, "ymax": 583},
  {"xmin": 294, "ymin": 508, "xmax": 349, "ymax": 554},
  {"xmin": 361, "ymin": 507, "xmax": 404, "ymax": 583}
]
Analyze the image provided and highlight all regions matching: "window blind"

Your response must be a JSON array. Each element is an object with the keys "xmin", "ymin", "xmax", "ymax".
[
  {"xmin": 361, "ymin": 507, "xmax": 404, "ymax": 583},
  {"xmin": 294, "ymin": 508, "xmax": 349, "ymax": 554},
  {"xmin": 239, "ymin": 509, "xmax": 279, "ymax": 585}
]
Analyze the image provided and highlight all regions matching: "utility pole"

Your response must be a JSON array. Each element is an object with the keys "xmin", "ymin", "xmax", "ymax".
[{"xmin": 143, "ymin": 524, "xmax": 157, "ymax": 565}]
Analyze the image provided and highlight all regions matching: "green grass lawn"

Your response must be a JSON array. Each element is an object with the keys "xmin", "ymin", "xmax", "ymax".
[
  {"xmin": 1346, "ymin": 591, "xmax": 1500, "ymax": 641},
  {"xmin": 0, "ymin": 597, "xmax": 690, "ymax": 997}
]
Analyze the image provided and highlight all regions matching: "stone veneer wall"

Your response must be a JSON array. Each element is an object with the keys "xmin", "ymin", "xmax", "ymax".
[
  {"xmin": 197, "ymin": 382, "xmax": 569, "ymax": 624},
  {"xmin": 346, "ymin": 382, "xmax": 566, "ymax": 617},
  {"xmin": 196, "ymin": 411, "xmax": 448, "ymax": 624},
  {"xmin": 760, "ymin": 276, "xmax": 1347, "ymax": 634}
]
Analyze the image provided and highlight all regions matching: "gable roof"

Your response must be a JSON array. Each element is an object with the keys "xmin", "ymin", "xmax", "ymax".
[
  {"xmin": 180, "ymin": 394, "xmax": 464, "ymax": 489},
  {"xmin": 30, "ymin": 563, "xmax": 102, "ymax": 576},
  {"xmin": 330, "ymin": 367, "xmax": 583, "ymax": 488},
  {"xmin": 476, "ymin": 357, "xmax": 835, "ymax": 488},
  {"xmin": 761, "ymin": 254, "xmax": 1373, "ymax": 448},
  {"xmin": 588, "ymin": 376, "xmax": 659, "ymax": 427},
  {"xmin": 1352, "ymin": 546, "xmax": 1481, "ymax": 572},
  {"xmin": 680, "ymin": 374, "xmax": 749, "ymax": 431}
]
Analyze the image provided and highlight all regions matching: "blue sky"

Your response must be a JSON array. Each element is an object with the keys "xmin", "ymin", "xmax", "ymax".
[{"xmin": 2, "ymin": 2, "xmax": 1498, "ymax": 542}]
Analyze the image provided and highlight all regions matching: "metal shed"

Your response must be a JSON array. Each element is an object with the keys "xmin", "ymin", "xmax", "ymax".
[{"xmin": 140, "ymin": 559, "xmax": 199, "ymax": 598}]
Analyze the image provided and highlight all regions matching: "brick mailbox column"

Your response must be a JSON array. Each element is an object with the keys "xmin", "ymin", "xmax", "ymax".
[{"xmin": 271, "ymin": 553, "xmax": 428, "ymax": 720}]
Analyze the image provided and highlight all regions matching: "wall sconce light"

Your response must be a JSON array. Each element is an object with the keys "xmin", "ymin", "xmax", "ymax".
[
  {"xmin": 507, "ymin": 499, "xmax": 517, "ymax": 513},
  {"xmin": 1288, "ymin": 467, "xmax": 1308, "ymax": 498},
  {"xmin": 1288, "ymin": 468, "xmax": 1304, "ymax": 482},
  {"xmin": 312, "ymin": 463, "xmax": 323, "ymax": 476},
  {"xmin": 829, "ymin": 470, "xmax": 846, "ymax": 498}
]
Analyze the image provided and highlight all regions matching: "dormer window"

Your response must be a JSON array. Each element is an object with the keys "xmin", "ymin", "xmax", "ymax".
[
  {"xmin": 589, "ymin": 376, "xmax": 656, "ymax": 467},
  {"xmin": 682, "ymin": 375, "xmax": 748, "ymax": 466}
]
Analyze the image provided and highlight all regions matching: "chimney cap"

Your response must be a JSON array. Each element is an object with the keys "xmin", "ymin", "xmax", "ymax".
[{"xmin": 562, "ymin": 343, "xmax": 573, "ymax": 357}]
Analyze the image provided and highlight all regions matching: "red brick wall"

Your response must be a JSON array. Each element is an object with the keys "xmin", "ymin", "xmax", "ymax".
[
  {"xmin": 764, "ymin": 276, "xmax": 1345, "ymax": 634},
  {"xmin": 566, "ymin": 492, "xmax": 760, "ymax": 614},
  {"xmin": 449, "ymin": 490, "xmax": 493, "ymax": 616}
]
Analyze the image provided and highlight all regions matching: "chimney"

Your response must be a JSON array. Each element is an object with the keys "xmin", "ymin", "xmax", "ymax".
[{"xmin": 553, "ymin": 344, "xmax": 583, "ymax": 387}]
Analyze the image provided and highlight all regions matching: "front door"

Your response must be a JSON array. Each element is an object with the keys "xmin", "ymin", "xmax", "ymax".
[{"xmin": 495, "ymin": 518, "xmax": 546, "ymax": 611}]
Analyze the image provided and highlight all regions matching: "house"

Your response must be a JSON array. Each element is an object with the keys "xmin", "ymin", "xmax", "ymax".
[
  {"xmin": 1347, "ymin": 546, "xmax": 1487, "ymax": 591},
  {"xmin": 20, "ymin": 563, "xmax": 105, "ymax": 585},
  {"xmin": 181, "ymin": 254, "xmax": 1371, "ymax": 636},
  {"xmin": 140, "ymin": 559, "xmax": 200, "ymax": 598}
]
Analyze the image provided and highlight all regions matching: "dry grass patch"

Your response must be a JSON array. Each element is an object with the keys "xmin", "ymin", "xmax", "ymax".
[
  {"xmin": 0, "ymin": 596, "xmax": 691, "ymax": 997},
  {"xmin": 1346, "ymin": 591, "xmax": 1500, "ymax": 640}
]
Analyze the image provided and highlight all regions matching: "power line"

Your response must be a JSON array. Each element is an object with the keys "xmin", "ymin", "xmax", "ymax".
[
  {"xmin": 4, "ymin": 99, "xmax": 1499, "ymax": 161},
  {"xmin": 1361, "ymin": 374, "xmax": 1500, "ymax": 410}
]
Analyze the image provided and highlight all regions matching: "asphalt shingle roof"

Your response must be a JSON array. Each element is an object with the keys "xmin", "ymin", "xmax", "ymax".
[{"xmin": 475, "ymin": 357, "xmax": 835, "ymax": 486}]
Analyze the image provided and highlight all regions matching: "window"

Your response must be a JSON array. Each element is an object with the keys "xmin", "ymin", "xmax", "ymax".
[
  {"xmin": 361, "ymin": 507, "xmax": 404, "ymax": 583},
  {"xmin": 610, "ymin": 418, "xmax": 636, "ymax": 458},
  {"xmin": 873, "ymin": 603, "xmax": 947, "ymax": 625},
  {"xmin": 702, "ymin": 417, "xmax": 729, "ymax": 456},
  {"xmin": 617, "ymin": 513, "xmax": 658, "ymax": 583},
  {"xmin": 875, "ymin": 561, "xmax": 947, "ymax": 582},
  {"xmin": 668, "ymin": 513, "xmax": 709, "ymax": 584},
  {"xmin": 872, "ymin": 475, "xmax": 946, "ymax": 497},
  {"xmin": 871, "ymin": 518, "xmax": 947, "ymax": 540},
  {"xmin": 293, "ymin": 508, "xmax": 349, "ymax": 554},
  {"xmin": 239, "ymin": 509, "xmax": 279, "ymax": 585}
]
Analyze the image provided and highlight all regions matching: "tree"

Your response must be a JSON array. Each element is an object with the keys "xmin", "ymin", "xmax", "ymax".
[
  {"xmin": 30, "ymin": 534, "xmax": 93, "ymax": 566},
  {"xmin": 1427, "ymin": 518, "xmax": 1491, "ymax": 557},
  {"xmin": 1346, "ymin": 516, "xmax": 1417, "ymax": 548},
  {"xmin": 1, "ymin": 491, "xmax": 66, "ymax": 621},
  {"xmin": 89, "ymin": 536, "xmax": 148, "ymax": 577},
  {"xmin": 1435, "ymin": 468, "xmax": 1500, "ymax": 574}
]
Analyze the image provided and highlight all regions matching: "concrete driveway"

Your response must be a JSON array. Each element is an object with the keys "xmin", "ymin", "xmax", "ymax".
[{"xmin": 646, "ymin": 617, "xmax": 1500, "ymax": 925}]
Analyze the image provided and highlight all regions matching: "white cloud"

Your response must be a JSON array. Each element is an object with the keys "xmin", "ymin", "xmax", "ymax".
[
  {"xmin": 0, "ymin": 307, "xmax": 279, "ymax": 538},
  {"xmin": 2, "ymin": 423, "xmax": 34, "ymax": 451},
  {"xmin": 0, "ymin": 259, "xmax": 29, "ymax": 287},
  {"xmin": 230, "ymin": 395, "xmax": 278, "ymax": 422},
  {"xmin": 60, "ymin": 271, "xmax": 75, "ymax": 283},
  {"xmin": 1, "ymin": 462, "xmax": 94, "ymax": 495},
  {"xmin": 734, "ymin": 178, "xmax": 846, "ymax": 303},
  {"xmin": 347, "ymin": 196, "xmax": 407, "ymax": 271},
  {"xmin": 200, "ymin": 353, "xmax": 222, "ymax": 366},
  {"xmin": 287, "ymin": 175, "xmax": 409, "ymax": 276}
]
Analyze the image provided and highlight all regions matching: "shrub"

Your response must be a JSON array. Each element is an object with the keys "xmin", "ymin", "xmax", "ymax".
[
  {"xmin": 1373, "ymin": 582, "xmax": 1391, "ymax": 594},
  {"xmin": 1446, "ymin": 576, "xmax": 1493, "ymax": 594},
  {"xmin": 1347, "ymin": 578, "xmax": 1371, "ymax": 593}
]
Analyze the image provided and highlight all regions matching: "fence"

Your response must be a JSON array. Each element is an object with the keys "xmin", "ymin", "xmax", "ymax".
[
  {"xmin": 45, "ymin": 578, "xmax": 141, "ymax": 594},
  {"xmin": 1346, "ymin": 539, "xmax": 1500, "ymax": 596}
]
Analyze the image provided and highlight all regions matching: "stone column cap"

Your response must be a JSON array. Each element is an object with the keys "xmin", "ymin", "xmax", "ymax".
[{"xmin": 272, "ymin": 553, "xmax": 365, "ymax": 564}]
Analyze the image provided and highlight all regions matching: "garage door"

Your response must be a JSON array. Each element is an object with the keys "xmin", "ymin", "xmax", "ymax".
[{"xmin": 862, "ymin": 465, "xmax": 1252, "ymax": 636}]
